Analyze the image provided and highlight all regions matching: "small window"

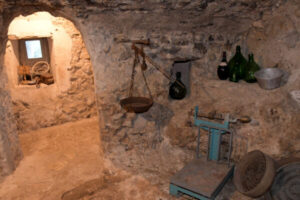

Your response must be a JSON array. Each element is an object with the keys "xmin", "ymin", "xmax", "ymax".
[
  {"xmin": 18, "ymin": 38, "xmax": 53, "ymax": 86},
  {"xmin": 19, "ymin": 38, "xmax": 50, "ymax": 66},
  {"xmin": 25, "ymin": 40, "xmax": 43, "ymax": 59}
]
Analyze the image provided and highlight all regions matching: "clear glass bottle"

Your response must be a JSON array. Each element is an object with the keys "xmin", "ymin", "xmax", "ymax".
[
  {"xmin": 228, "ymin": 46, "xmax": 247, "ymax": 82},
  {"xmin": 217, "ymin": 51, "xmax": 229, "ymax": 80},
  {"xmin": 169, "ymin": 72, "xmax": 186, "ymax": 100},
  {"xmin": 245, "ymin": 53, "xmax": 260, "ymax": 83}
]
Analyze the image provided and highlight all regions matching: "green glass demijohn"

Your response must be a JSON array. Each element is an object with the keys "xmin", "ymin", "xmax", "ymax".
[
  {"xmin": 229, "ymin": 60, "xmax": 240, "ymax": 83},
  {"xmin": 244, "ymin": 53, "xmax": 260, "ymax": 83},
  {"xmin": 228, "ymin": 45, "xmax": 247, "ymax": 82}
]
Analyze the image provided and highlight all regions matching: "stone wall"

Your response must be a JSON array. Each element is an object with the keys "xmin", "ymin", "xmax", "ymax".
[
  {"xmin": 4, "ymin": 12, "xmax": 97, "ymax": 132},
  {"xmin": 0, "ymin": 1, "xmax": 22, "ymax": 180},
  {"xmin": 83, "ymin": 0, "xmax": 300, "ymax": 185},
  {"xmin": 0, "ymin": 88, "xmax": 22, "ymax": 181},
  {"xmin": 0, "ymin": 0, "xmax": 299, "ymax": 186}
]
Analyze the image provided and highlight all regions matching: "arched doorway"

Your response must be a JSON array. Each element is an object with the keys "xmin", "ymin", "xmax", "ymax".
[
  {"xmin": 0, "ymin": 11, "xmax": 104, "ymax": 199},
  {"xmin": 5, "ymin": 12, "xmax": 97, "ymax": 132}
]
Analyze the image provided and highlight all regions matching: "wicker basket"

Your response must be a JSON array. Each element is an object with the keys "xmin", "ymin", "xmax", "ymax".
[{"xmin": 234, "ymin": 150, "xmax": 276, "ymax": 197}]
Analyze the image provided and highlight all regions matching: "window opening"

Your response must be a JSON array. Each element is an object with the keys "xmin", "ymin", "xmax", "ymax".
[
  {"xmin": 25, "ymin": 40, "xmax": 43, "ymax": 59},
  {"xmin": 18, "ymin": 37, "xmax": 54, "ymax": 87}
]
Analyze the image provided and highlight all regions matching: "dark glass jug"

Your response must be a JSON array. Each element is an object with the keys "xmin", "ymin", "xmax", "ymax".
[
  {"xmin": 217, "ymin": 51, "xmax": 229, "ymax": 80},
  {"xmin": 228, "ymin": 46, "xmax": 247, "ymax": 82},
  {"xmin": 169, "ymin": 72, "xmax": 186, "ymax": 100}
]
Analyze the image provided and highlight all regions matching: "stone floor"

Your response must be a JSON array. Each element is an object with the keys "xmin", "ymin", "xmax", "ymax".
[{"xmin": 0, "ymin": 117, "xmax": 251, "ymax": 200}]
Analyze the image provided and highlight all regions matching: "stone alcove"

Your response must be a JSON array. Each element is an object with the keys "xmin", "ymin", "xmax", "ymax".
[
  {"xmin": 0, "ymin": 5, "xmax": 99, "ymax": 179},
  {"xmin": 5, "ymin": 12, "xmax": 97, "ymax": 132}
]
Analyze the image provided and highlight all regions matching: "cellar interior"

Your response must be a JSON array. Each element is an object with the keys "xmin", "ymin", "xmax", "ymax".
[{"xmin": 0, "ymin": 0, "xmax": 299, "ymax": 200}]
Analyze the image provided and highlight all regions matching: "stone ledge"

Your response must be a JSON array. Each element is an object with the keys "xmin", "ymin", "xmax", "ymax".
[{"xmin": 8, "ymin": 34, "xmax": 52, "ymax": 40}]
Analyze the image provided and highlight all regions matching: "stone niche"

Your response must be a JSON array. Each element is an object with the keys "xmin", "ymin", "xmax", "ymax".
[
  {"xmin": 0, "ymin": 0, "xmax": 300, "ymax": 191},
  {"xmin": 4, "ymin": 12, "xmax": 97, "ymax": 132}
]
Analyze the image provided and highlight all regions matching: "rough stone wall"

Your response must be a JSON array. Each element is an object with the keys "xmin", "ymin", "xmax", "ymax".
[
  {"xmin": 5, "ymin": 13, "xmax": 97, "ymax": 132},
  {"xmin": 83, "ymin": 0, "xmax": 300, "ymax": 186},
  {"xmin": 0, "ymin": 0, "xmax": 300, "ymax": 187},
  {"xmin": 0, "ymin": 13, "xmax": 22, "ymax": 180},
  {"xmin": 0, "ymin": 89, "xmax": 22, "ymax": 181},
  {"xmin": 243, "ymin": 2, "xmax": 300, "ymax": 158},
  {"xmin": 53, "ymin": 17, "xmax": 97, "ymax": 125}
]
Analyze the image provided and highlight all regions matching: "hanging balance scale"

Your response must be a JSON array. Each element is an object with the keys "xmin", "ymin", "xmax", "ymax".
[{"xmin": 120, "ymin": 39, "xmax": 185, "ymax": 113}]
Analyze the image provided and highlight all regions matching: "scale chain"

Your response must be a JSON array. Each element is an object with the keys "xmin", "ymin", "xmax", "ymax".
[
  {"xmin": 142, "ymin": 70, "xmax": 153, "ymax": 100},
  {"xmin": 129, "ymin": 51, "xmax": 139, "ymax": 97}
]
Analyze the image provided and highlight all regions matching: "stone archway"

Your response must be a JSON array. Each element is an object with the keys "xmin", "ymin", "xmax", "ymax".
[
  {"xmin": 0, "ymin": 5, "xmax": 99, "ymax": 179},
  {"xmin": 6, "ymin": 12, "xmax": 97, "ymax": 132}
]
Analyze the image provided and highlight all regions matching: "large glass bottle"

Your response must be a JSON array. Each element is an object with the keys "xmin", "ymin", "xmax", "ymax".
[
  {"xmin": 244, "ymin": 53, "xmax": 260, "ymax": 83},
  {"xmin": 228, "ymin": 46, "xmax": 247, "ymax": 82},
  {"xmin": 169, "ymin": 72, "xmax": 186, "ymax": 100},
  {"xmin": 217, "ymin": 51, "xmax": 229, "ymax": 80},
  {"xmin": 229, "ymin": 61, "xmax": 240, "ymax": 82}
]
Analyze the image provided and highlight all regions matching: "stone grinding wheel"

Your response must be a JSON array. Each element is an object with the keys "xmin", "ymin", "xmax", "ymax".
[
  {"xmin": 234, "ymin": 150, "xmax": 276, "ymax": 198},
  {"xmin": 266, "ymin": 157, "xmax": 300, "ymax": 200}
]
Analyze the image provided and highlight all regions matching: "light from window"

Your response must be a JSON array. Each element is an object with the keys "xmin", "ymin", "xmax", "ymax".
[{"xmin": 25, "ymin": 40, "xmax": 43, "ymax": 59}]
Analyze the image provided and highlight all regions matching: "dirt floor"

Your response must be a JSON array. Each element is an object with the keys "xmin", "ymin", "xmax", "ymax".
[
  {"xmin": 0, "ymin": 118, "xmax": 171, "ymax": 200},
  {"xmin": 0, "ymin": 117, "xmax": 251, "ymax": 200}
]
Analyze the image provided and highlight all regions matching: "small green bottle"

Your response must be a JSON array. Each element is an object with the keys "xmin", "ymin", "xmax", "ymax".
[
  {"xmin": 245, "ymin": 53, "xmax": 260, "ymax": 83},
  {"xmin": 228, "ymin": 46, "xmax": 247, "ymax": 82}
]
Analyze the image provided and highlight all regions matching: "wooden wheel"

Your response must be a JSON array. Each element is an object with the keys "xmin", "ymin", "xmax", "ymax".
[{"xmin": 31, "ymin": 61, "xmax": 50, "ymax": 75}]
